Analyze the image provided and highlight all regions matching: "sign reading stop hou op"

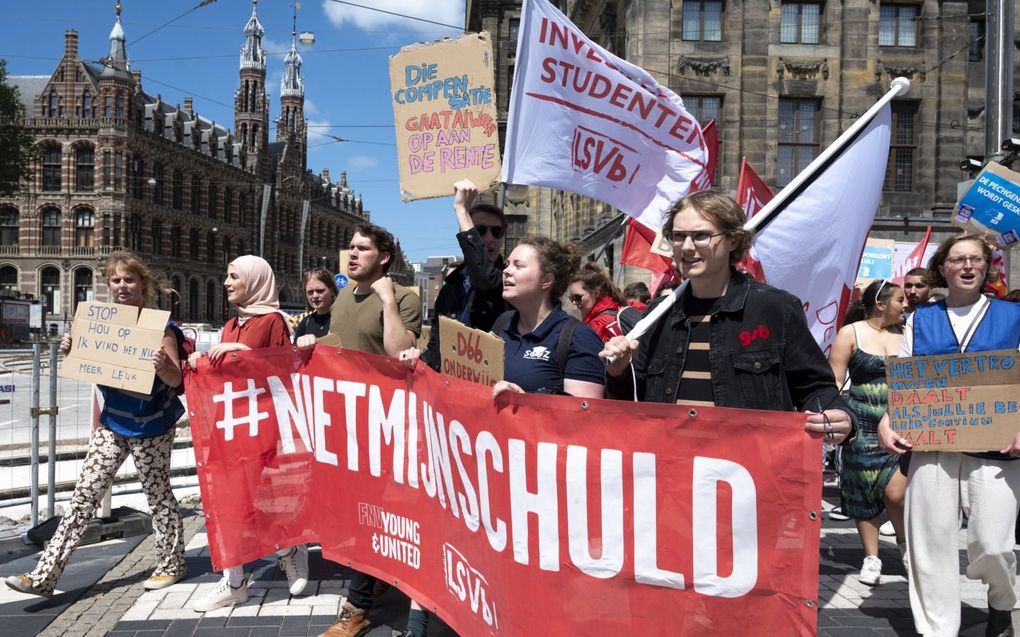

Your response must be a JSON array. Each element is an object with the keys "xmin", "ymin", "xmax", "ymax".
[{"xmin": 389, "ymin": 33, "xmax": 502, "ymax": 201}]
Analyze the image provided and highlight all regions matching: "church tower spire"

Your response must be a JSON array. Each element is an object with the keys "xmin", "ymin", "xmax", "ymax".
[
  {"xmin": 235, "ymin": 0, "xmax": 268, "ymax": 173},
  {"xmin": 277, "ymin": 4, "xmax": 306, "ymax": 169}
]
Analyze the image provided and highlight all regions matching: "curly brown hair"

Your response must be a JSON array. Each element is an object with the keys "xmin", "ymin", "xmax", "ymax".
[{"xmin": 925, "ymin": 233, "xmax": 995, "ymax": 288}]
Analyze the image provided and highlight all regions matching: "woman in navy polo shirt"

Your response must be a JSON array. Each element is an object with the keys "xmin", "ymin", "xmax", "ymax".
[
  {"xmin": 878, "ymin": 233, "xmax": 1020, "ymax": 637},
  {"xmin": 491, "ymin": 236, "xmax": 605, "ymax": 398}
]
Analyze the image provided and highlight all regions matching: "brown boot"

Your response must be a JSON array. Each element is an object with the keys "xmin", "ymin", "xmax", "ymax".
[{"xmin": 318, "ymin": 601, "xmax": 370, "ymax": 637}]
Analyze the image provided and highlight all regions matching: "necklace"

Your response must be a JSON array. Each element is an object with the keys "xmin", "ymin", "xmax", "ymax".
[{"xmin": 866, "ymin": 318, "xmax": 886, "ymax": 332}]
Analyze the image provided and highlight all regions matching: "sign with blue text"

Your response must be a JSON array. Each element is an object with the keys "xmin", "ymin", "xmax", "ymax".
[{"xmin": 953, "ymin": 161, "xmax": 1020, "ymax": 248}]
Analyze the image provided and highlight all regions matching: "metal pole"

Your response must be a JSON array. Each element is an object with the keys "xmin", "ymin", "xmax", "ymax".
[
  {"xmin": 47, "ymin": 342, "xmax": 58, "ymax": 517},
  {"xmin": 984, "ymin": 0, "xmax": 1014, "ymax": 157},
  {"xmin": 29, "ymin": 343, "xmax": 40, "ymax": 527},
  {"xmin": 297, "ymin": 199, "xmax": 310, "ymax": 271},
  {"xmin": 259, "ymin": 183, "xmax": 272, "ymax": 258}
]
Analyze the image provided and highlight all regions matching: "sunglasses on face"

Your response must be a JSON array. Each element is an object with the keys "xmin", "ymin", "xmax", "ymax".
[
  {"xmin": 475, "ymin": 224, "xmax": 504, "ymax": 240},
  {"xmin": 568, "ymin": 293, "xmax": 585, "ymax": 304}
]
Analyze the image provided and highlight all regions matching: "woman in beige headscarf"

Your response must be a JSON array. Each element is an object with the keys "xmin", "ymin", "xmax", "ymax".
[{"xmin": 188, "ymin": 255, "xmax": 307, "ymax": 612}]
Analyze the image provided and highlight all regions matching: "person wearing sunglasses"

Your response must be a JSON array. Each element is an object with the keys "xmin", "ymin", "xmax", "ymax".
[
  {"xmin": 419, "ymin": 179, "xmax": 509, "ymax": 372},
  {"xmin": 599, "ymin": 190, "xmax": 855, "ymax": 443},
  {"xmin": 878, "ymin": 233, "xmax": 1020, "ymax": 637}
]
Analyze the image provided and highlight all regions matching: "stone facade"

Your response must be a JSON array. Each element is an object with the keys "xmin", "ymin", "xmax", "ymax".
[
  {"xmin": 0, "ymin": 4, "xmax": 412, "ymax": 330},
  {"xmin": 468, "ymin": 0, "xmax": 1020, "ymax": 283}
]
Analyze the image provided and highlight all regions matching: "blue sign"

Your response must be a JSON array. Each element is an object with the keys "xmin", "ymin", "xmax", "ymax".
[
  {"xmin": 955, "ymin": 163, "xmax": 1020, "ymax": 247},
  {"xmin": 857, "ymin": 239, "xmax": 894, "ymax": 280},
  {"xmin": 334, "ymin": 273, "xmax": 350, "ymax": 289}
]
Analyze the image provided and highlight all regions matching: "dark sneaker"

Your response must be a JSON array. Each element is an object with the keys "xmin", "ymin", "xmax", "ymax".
[{"xmin": 318, "ymin": 601, "xmax": 370, "ymax": 637}]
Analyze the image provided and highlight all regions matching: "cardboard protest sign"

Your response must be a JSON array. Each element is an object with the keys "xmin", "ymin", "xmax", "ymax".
[
  {"xmin": 61, "ymin": 301, "xmax": 170, "ymax": 394},
  {"xmin": 856, "ymin": 237, "xmax": 895, "ymax": 283},
  {"xmin": 885, "ymin": 349, "xmax": 1020, "ymax": 451},
  {"xmin": 438, "ymin": 316, "xmax": 503, "ymax": 386},
  {"xmin": 389, "ymin": 33, "xmax": 501, "ymax": 201},
  {"xmin": 953, "ymin": 161, "xmax": 1020, "ymax": 248}
]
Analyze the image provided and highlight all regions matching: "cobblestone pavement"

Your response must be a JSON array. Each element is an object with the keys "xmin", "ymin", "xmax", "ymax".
[{"xmin": 1, "ymin": 479, "xmax": 1018, "ymax": 636}]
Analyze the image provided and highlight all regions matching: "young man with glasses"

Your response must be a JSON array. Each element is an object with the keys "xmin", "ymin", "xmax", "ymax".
[
  {"xmin": 600, "ymin": 190, "xmax": 855, "ymax": 445},
  {"xmin": 419, "ymin": 179, "xmax": 508, "ymax": 371}
]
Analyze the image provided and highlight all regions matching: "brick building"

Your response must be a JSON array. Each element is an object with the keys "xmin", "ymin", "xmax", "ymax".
[
  {"xmin": 467, "ymin": 0, "xmax": 1020, "ymax": 281},
  {"xmin": 0, "ymin": 2, "xmax": 411, "ymax": 330}
]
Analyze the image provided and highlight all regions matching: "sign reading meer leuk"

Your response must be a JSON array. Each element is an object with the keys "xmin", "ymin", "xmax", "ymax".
[
  {"xmin": 885, "ymin": 349, "xmax": 1020, "ymax": 452},
  {"xmin": 61, "ymin": 301, "xmax": 170, "ymax": 394},
  {"xmin": 389, "ymin": 33, "xmax": 501, "ymax": 201}
]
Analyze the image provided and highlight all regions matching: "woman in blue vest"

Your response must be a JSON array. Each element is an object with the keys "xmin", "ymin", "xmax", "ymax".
[
  {"xmin": 6, "ymin": 252, "xmax": 187, "ymax": 597},
  {"xmin": 878, "ymin": 233, "xmax": 1020, "ymax": 637}
]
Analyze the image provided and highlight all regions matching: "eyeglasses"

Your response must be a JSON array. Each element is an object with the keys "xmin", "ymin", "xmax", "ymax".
[
  {"xmin": 568, "ymin": 293, "xmax": 585, "ymax": 304},
  {"xmin": 945, "ymin": 255, "xmax": 986, "ymax": 267},
  {"xmin": 668, "ymin": 230, "xmax": 726, "ymax": 247},
  {"xmin": 475, "ymin": 224, "xmax": 505, "ymax": 240}
]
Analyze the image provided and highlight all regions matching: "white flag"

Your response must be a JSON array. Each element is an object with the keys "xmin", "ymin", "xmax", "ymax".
[
  {"xmin": 748, "ymin": 106, "xmax": 892, "ymax": 356},
  {"xmin": 502, "ymin": 0, "xmax": 709, "ymax": 230}
]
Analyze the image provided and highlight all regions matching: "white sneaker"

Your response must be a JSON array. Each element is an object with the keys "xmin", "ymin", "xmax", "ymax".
[
  {"xmin": 899, "ymin": 543, "xmax": 909, "ymax": 575},
  {"xmin": 859, "ymin": 555, "xmax": 882, "ymax": 586},
  {"xmin": 193, "ymin": 578, "xmax": 248, "ymax": 612},
  {"xmin": 278, "ymin": 545, "xmax": 308, "ymax": 596},
  {"xmin": 879, "ymin": 520, "xmax": 895, "ymax": 536},
  {"xmin": 828, "ymin": 506, "xmax": 850, "ymax": 521}
]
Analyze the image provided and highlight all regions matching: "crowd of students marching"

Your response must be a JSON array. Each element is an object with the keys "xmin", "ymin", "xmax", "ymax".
[{"xmin": 4, "ymin": 180, "xmax": 1019, "ymax": 637}]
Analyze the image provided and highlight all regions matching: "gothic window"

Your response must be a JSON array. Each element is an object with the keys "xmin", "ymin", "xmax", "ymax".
[
  {"xmin": 41, "ymin": 145, "xmax": 61, "ymax": 191},
  {"xmin": 172, "ymin": 169, "xmax": 184, "ymax": 210},
  {"xmin": 151, "ymin": 219, "xmax": 163, "ymax": 255},
  {"xmin": 40, "ymin": 267, "xmax": 60, "ymax": 315},
  {"xmin": 208, "ymin": 182, "xmax": 218, "ymax": 219},
  {"xmin": 152, "ymin": 163, "xmax": 164, "ymax": 204},
  {"xmin": 189, "ymin": 228, "xmax": 200, "ymax": 260},
  {"xmin": 188, "ymin": 279, "xmax": 199, "ymax": 321},
  {"xmin": 41, "ymin": 207, "xmax": 61, "ymax": 246},
  {"xmin": 0, "ymin": 267, "xmax": 17, "ymax": 293},
  {"xmin": 75, "ymin": 144, "xmax": 94, "ymax": 192},
  {"xmin": 0, "ymin": 207, "xmax": 18, "ymax": 246},
  {"xmin": 74, "ymin": 209, "xmax": 94, "ymax": 248},
  {"xmin": 73, "ymin": 268, "xmax": 92, "ymax": 313},
  {"xmin": 170, "ymin": 225, "xmax": 182, "ymax": 258},
  {"xmin": 191, "ymin": 177, "xmax": 202, "ymax": 214},
  {"xmin": 128, "ymin": 213, "xmax": 142, "ymax": 251}
]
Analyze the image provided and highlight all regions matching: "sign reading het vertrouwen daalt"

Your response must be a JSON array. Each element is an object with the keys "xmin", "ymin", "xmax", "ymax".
[
  {"xmin": 886, "ymin": 349, "xmax": 1020, "ymax": 451},
  {"xmin": 389, "ymin": 33, "xmax": 501, "ymax": 201},
  {"xmin": 61, "ymin": 301, "xmax": 170, "ymax": 394}
]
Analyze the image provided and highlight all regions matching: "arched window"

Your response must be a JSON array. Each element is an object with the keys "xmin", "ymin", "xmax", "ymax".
[
  {"xmin": 80, "ymin": 92, "xmax": 94, "ymax": 118},
  {"xmin": 0, "ymin": 266, "xmax": 18, "ymax": 293},
  {"xmin": 73, "ymin": 268, "xmax": 92, "ymax": 313},
  {"xmin": 152, "ymin": 163, "xmax": 164, "ymax": 204},
  {"xmin": 151, "ymin": 219, "xmax": 163, "ymax": 255},
  {"xmin": 191, "ymin": 177, "xmax": 201, "ymax": 214},
  {"xmin": 205, "ymin": 280, "xmax": 216, "ymax": 321},
  {"xmin": 40, "ymin": 267, "xmax": 60, "ymax": 315},
  {"xmin": 41, "ymin": 208, "xmax": 61, "ymax": 247},
  {"xmin": 75, "ymin": 144, "xmax": 94, "ymax": 192},
  {"xmin": 170, "ymin": 226, "xmax": 181, "ymax": 258},
  {"xmin": 222, "ymin": 237, "xmax": 232, "ymax": 263},
  {"xmin": 188, "ymin": 279, "xmax": 199, "ymax": 321},
  {"xmin": 206, "ymin": 231, "xmax": 217, "ymax": 264},
  {"xmin": 46, "ymin": 92, "xmax": 59, "ymax": 117},
  {"xmin": 207, "ymin": 182, "xmax": 217, "ymax": 219},
  {"xmin": 237, "ymin": 239, "xmax": 245, "ymax": 256},
  {"xmin": 0, "ymin": 207, "xmax": 18, "ymax": 246},
  {"xmin": 130, "ymin": 157, "xmax": 145, "ymax": 199},
  {"xmin": 74, "ymin": 209, "xmax": 94, "ymax": 247},
  {"xmin": 223, "ymin": 188, "xmax": 233, "ymax": 223},
  {"xmin": 41, "ymin": 145, "xmax": 61, "ymax": 191},
  {"xmin": 172, "ymin": 170, "xmax": 183, "ymax": 210},
  {"xmin": 128, "ymin": 214, "xmax": 142, "ymax": 251},
  {"xmin": 238, "ymin": 191, "xmax": 247, "ymax": 227},
  {"xmin": 189, "ymin": 228, "xmax": 200, "ymax": 260}
]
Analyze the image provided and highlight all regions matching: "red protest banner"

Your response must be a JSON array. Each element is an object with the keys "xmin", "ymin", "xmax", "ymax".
[{"xmin": 186, "ymin": 346, "xmax": 823, "ymax": 636}]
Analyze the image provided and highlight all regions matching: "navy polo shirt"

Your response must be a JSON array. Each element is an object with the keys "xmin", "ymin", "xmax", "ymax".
[{"xmin": 494, "ymin": 307, "xmax": 605, "ymax": 394}]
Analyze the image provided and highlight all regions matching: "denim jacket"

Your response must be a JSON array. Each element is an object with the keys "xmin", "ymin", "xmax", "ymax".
[{"xmin": 607, "ymin": 270, "xmax": 854, "ymax": 424}]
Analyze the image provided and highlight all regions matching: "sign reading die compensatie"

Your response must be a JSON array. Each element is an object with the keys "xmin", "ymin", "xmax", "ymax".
[{"xmin": 389, "ymin": 33, "xmax": 501, "ymax": 201}]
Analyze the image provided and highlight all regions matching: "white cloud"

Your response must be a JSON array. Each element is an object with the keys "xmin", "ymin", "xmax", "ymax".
[
  {"xmin": 303, "ymin": 98, "xmax": 319, "ymax": 116},
  {"xmin": 321, "ymin": 0, "xmax": 463, "ymax": 34},
  {"xmin": 347, "ymin": 154, "xmax": 379, "ymax": 169},
  {"xmin": 263, "ymin": 38, "xmax": 292, "ymax": 56}
]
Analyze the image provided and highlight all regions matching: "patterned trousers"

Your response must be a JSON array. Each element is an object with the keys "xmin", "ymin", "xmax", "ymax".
[{"xmin": 27, "ymin": 426, "xmax": 185, "ymax": 595}]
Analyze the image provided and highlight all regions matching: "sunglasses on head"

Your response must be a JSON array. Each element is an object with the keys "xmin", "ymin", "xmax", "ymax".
[{"xmin": 475, "ymin": 224, "xmax": 504, "ymax": 240}]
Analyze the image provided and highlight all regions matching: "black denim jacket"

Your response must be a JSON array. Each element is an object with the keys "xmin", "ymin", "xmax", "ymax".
[{"xmin": 607, "ymin": 271, "xmax": 855, "ymax": 429}]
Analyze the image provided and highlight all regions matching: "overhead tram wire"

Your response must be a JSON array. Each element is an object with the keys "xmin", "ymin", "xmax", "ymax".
[
  {"xmin": 323, "ymin": 0, "xmax": 464, "ymax": 32},
  {"xmin": 130, "ymin": 0, "xmax": 220, "ymax": 47}
]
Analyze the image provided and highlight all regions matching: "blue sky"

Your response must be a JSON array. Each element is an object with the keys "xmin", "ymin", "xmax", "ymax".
[{"xmin": 0, "ymin": 0, "xmax": 469, "ymax": 262}]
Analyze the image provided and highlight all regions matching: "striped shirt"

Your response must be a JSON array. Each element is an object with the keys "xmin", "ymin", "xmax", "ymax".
[{"xmin": 675, "ymin": 296, "xmax": 720, "ymax": 407}]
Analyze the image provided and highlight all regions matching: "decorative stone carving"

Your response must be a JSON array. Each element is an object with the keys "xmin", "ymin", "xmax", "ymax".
[
  {"xmin": 875, "ymin": 61, "xmax": 927, "ymax": 83},
  {"xmin": 776, "ymin": 58, "xmax": 829, "ymax": 81},
  {"xmin": 677, "ymin": 57, "xmax": 731, "ymax": 77}
]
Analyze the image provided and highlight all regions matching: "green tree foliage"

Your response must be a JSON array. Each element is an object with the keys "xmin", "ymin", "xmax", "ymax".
[{"xmin": 0, "ymin": 59, "xmax": 36, "ymax": 196}]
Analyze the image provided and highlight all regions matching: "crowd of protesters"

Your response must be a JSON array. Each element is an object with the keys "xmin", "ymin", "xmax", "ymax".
[{"xmin": 5, "ymin": 182, "xmax": 1019, "ymax": 637}]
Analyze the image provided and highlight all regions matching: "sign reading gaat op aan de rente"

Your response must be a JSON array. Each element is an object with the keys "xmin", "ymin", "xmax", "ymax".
[
  {"xmin": 60, "ymin": 301, "xmax": 171, "ymax": 394},
  {"xmin": 885, "ymin": 350, "xmax": 1020, "ymax": 452},
  {"xmin": 389, "ymin": 33, "xmax": 501, "ymax": 201}
]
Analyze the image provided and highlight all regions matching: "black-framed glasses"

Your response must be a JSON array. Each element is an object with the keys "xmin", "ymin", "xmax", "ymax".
[
  {"xmin": 475, "ymin": 224, "xmax": 504, "ymax": 239},
  {"xmin": 945, "ymin": 255, "xmax": 986, "ymax": 267},
  {"xmin": 668, "ymin": 230, "xmax": 726, "ymax": 247}
]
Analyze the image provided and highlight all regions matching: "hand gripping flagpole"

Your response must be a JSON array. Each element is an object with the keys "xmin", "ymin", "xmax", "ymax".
[{"xmin": 609, "ymin": 77, "xmax": 911, "ymax": 359}]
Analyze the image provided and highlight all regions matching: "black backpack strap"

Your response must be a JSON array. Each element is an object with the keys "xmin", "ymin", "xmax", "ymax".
[{"xmin": 556, "ymin": 317, "xmax": 581, "ymax": 379}]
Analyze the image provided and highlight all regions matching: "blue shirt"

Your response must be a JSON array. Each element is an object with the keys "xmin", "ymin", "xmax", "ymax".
[
  {"xmin": 494, "ymin": 307, "xmax": 605, "ymax": 394},
  {"xmin": 100, "ymin": 322, "xmax": 186, "ymax": 438}
]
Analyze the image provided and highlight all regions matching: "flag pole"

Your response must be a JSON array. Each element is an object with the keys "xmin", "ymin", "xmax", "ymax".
[{"xmin": 617, "ymin": 77, "xmax": 911, "ymax": 347}]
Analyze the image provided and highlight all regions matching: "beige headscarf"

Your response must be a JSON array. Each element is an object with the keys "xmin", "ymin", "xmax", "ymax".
[{"xmin": 229, "ymin": 255, "xmax": 286, "ymax": 327}]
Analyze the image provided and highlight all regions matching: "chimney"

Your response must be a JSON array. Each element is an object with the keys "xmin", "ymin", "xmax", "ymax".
[
  {"xmin": 64, "ymin": 30, "xmax": 78, "ymax": 60},
  {"xmin": 183, "ymin": 96, "xmax": 193, "ymax": 114},
  {"xmin": 131, "ymin": 70, "xmax": 141, "ymax": 86}
]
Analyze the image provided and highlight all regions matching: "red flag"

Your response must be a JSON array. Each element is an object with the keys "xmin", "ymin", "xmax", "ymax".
[
  {"xmin": 891, "ymin": 225, "xmax": 932, "ymax": 286},
  {"xmin": 734, "ymin": 158, "xmax": 774, "ymax": 279},
  {"xmin": 987, "ymin": 247, "xmax": 1009, "ymax": 298},
  {"xmin": 703, "ymin": 119, "xmax": 718, "ymax": 185},
  {"xmin": 620, "ymin": 218, "xmax": 674, "ymax": 274}
]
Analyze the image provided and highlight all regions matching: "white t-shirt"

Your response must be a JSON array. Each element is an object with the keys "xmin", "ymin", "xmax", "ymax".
[{"xmin": 900, "ymin": 296, "xmax": 990, "ymax": 357}]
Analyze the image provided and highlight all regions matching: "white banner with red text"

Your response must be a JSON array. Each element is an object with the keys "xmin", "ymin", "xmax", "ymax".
[{"xmin": 186, "ymin": 346, "xmax": 823, "ymax": 636}]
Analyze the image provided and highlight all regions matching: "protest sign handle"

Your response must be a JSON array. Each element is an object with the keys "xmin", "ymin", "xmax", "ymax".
[{"xmin": 745, "ymin": 77, "xmax": 910, "ymax": 233}]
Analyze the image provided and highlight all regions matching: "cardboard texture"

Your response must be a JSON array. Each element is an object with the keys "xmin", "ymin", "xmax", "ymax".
[
  {"xmin": 953, "ymin": 161, "xmax": 1020, "ymax": 249},
  {"xmin": 885, "ymin": 349, "xmax": 1020, "ymax": 452},
  {"xmin": 61, "ymin": 301, "xmax": 170, "ymax": 394},
  {"xmin": 389, "ymin": 33, "xmax": 501, "ymax": 201},
  {"xmin": 438, "ymin": 316, "xmax": 504, "ymax": 386}
]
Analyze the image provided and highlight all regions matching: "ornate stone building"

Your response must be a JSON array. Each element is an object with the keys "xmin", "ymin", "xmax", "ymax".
[
  {"xmin": 1, "ymin": 2, "xmax": 410, "ymax": 329},
  {"xmin": 467, "ymin": 0, "xmax": 1020, "ymax": 280}
]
